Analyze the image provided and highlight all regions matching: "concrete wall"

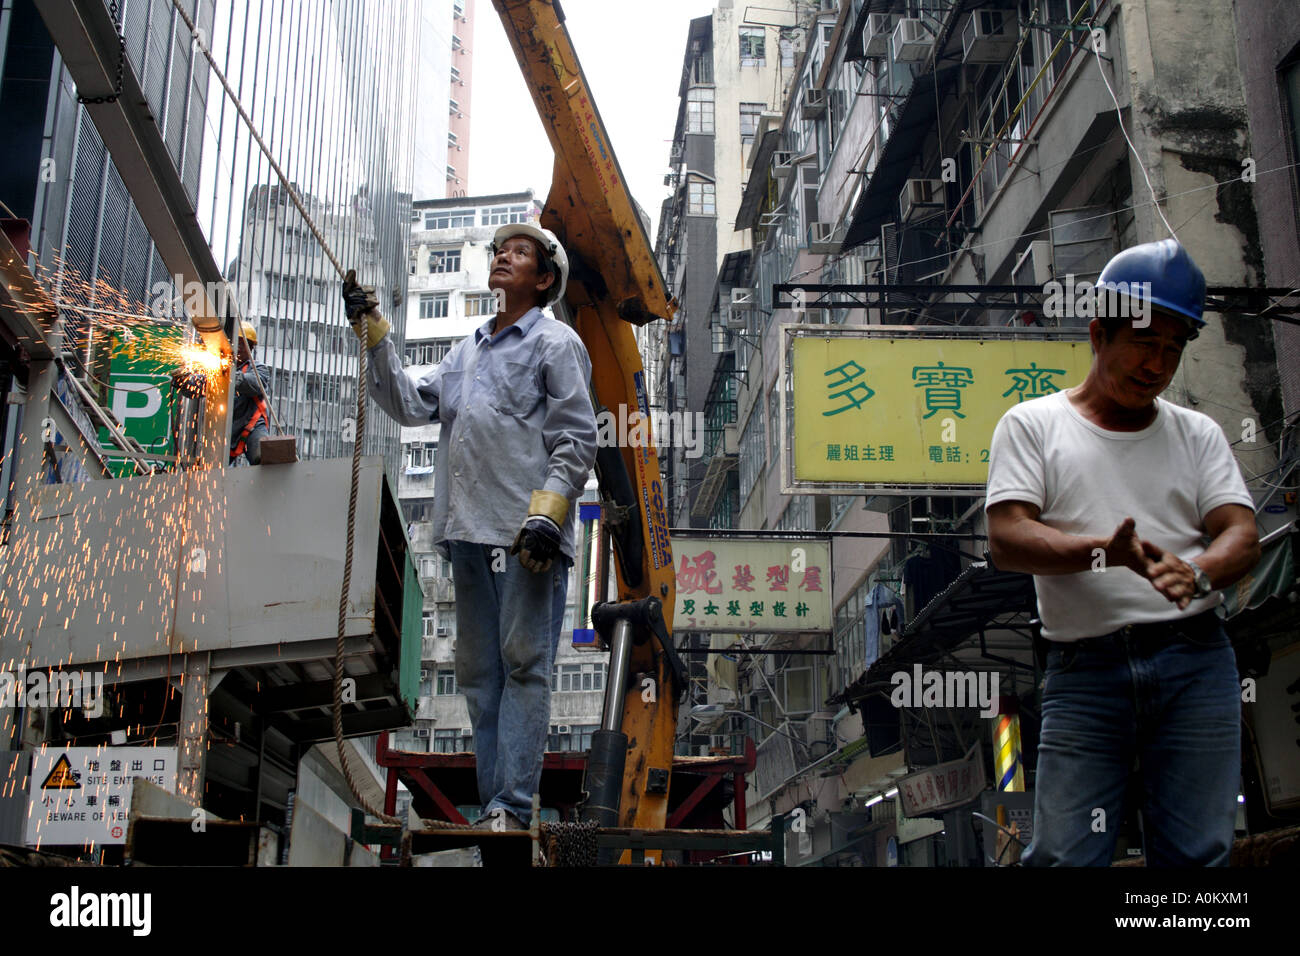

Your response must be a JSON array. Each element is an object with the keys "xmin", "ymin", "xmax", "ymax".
[{"xmin": 1234, "ymin": 0, "xmax": 1300, "ymax": 420}]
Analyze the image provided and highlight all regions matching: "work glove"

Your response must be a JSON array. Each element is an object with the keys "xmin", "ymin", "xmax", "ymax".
[
  {"xmin": 170, "ymin": 369, "xmax": 206, "ymax": 399},
  {"xmin": 341, "ymin": 268, "xmax": 390, "ymax": 349},
  {"xmin": 510, "ymin": 490, "xmax": 568, "ymax": 573}
]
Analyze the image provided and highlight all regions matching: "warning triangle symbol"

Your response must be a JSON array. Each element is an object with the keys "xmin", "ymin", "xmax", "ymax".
[{"xmin": 41, "ymin": 754, "xmax": 81, "ymax": 790}]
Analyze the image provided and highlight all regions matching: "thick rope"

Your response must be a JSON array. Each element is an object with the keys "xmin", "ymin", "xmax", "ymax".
[{"xmin": 167, "ymin": 0, "xmax": 437, "ymax": 829}]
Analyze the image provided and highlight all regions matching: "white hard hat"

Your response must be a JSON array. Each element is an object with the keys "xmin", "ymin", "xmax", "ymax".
[{"xmin": 490, "ymin": 222, "xmax": 568, "ymax": 304}]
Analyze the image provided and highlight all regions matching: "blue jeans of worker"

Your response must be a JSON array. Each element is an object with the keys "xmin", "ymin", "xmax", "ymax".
[
  {"xmin": 1023, "ymin": 621, "xmax": 1241, "ymax": 866},
  {"xmin": 449, "ymin": 541, "xmax": 570, "ymax": 823}
]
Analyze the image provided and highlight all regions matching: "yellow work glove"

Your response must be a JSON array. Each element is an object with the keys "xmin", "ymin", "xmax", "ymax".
[
  {"xmin": 510, "ymin": 490, "xmax": 569, "ymax": 573},
  {"xmin": 341, "ymin": 268, "xmax": 391, "ymax": 349}
]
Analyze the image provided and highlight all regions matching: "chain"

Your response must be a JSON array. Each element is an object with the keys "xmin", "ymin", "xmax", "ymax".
[
  {"xmin": 541, "ymin": 821, "xmax": 598, "ymax": 867},
  {"xmin": 77, "ymin": 0, "xmax": 127, "ymax": 105}
]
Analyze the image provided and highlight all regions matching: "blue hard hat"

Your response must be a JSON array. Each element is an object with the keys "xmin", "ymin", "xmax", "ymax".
[{"xmin": 1096, "ymin": 238, "xmax": 1206, "ymax": 327}]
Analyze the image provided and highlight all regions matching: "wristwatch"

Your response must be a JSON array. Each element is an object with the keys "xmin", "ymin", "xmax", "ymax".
[{"xmin": 1186, "ymin": 559, "xmax": 1213, "ymax": 598}]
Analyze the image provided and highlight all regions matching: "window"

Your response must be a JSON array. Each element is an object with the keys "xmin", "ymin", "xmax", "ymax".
[
  {"xmin": 434, "ymin": 729, "xmax": 469, "ymax": 753},
  {"xmin": 405, "ymin": 441, "xmax": 436, "ymax": 469},
  {"xmin": 551, "ymin": 661, "xmax": 607, "ymax": 693},
  {"xmin": 464, "ymin": 292, "xmax": 497, "ymax": 317},
  {"xmin": 428, "ymin": 249, "xmax": 462, "ymax": 273},
  {"xmin": 740, "ymin": 102, "xmax": 764, "ymax": 145},
  {"xmin": 405, "ymin": 337, "xmax": 456, "ymax": 365},
  {"xmin": 451, "ymin": 34, "xmax": 463, "ymax": 51},
  {"xmin": 450, "ymin": 64, "xmax": 461, "ymax": 84},
  {"xmin": 447, "ymin": 164, "xmax": 458, "ymax": 181},
  {"xmin": 548, "ymin": 723, "xmax": 599, "ymax": 753},
  {"xmin": 687, "ymin": 87, "xmax": 714, "ymax": 134},
  {"xmin": 419, "ymin": 556, "xmax": 437, "ymax": 578},
  {"xmin": 419, "ymin": 292, "xmax": 449, "ymax": 319},
  {"xmin": 687, "ymin": 180, "xmax": 716, "ymax": 215},
  {"xmin": 424, "ymin": 209, "xmax": 475, "ymax": 229},
  {"xmin": 738, "ymin": 400, "xmax": 766, "ymax": 503},
  {"xmin": 739, "ymin": 26, "xmax": 766, "ymax": 66},
  {"xmin": 448, "ymin": 130, "xmax": 459, "ymax": 147},
  {"xmin": 480, "ymin": 204, "xmax": 532, "ymax": 226},
  {"xmin": 1284, "ymin": 56, "xmax": 1300, "ymax": 215},
  {"xmin": 422, "ymin": 611, "xmax": 436, "ymax": 638},
  {"xmin": 436, "ymin": 669, "xmax": 457, "ymax": 695},
  {"xmin": 780, "ymin": 36, "xmax": 794, "ymax": 68}
]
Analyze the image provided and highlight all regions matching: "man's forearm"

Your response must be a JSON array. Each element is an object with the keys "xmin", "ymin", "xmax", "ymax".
[
  {"xmin": 1194, "ymin": 525, "xmax": 1260, "ymax": 591},
  {"xmin": 991, "ymin": 517, "xmax": 1105, "ymax": 575}
]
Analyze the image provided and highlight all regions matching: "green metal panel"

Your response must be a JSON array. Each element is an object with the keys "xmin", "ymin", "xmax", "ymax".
[{"xmin": 400, "ymin": 542, "xmax": 422, "ymax": 713}]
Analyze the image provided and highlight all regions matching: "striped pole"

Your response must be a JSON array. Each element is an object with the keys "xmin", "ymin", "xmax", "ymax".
[{"xmin": 993, "ymin": 696, "xmax": 1025, "ymax": 792}]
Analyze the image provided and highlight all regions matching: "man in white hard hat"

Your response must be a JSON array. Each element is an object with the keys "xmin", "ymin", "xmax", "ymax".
[{"xmin": 341, "ymin": 223, "xmax": 597, "ymax": 831}]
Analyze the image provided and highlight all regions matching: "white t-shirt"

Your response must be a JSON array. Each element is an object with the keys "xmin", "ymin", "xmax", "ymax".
[{"xmin": 985, "ymin": 390, "xmax": 1255, "ymax": 641}]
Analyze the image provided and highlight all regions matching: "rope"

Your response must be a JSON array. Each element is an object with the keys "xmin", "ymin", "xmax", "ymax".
[{"xmin": 167, "ymin": 0, "xmax": 397, "ymax": 826}]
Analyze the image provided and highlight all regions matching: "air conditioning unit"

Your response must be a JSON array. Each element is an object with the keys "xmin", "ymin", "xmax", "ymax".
[
  {"xmin": 436, "ymin": 626, "xmax": 450, "ymax": 637},
  {"xmin": 415, "ymin": 728, "xmax": 430, "ymax": 738},
  {"xmin": 420, "ymin": 669, "xmax": 430, "ymax": 681},
  {"xmin": 961, "ymin": 10, "xmax": 1016, "ymax": 64},
  {"xmin": 864, "ymin": 14, "xmax": 895, "ymax": 57},
  {"xmin": 772, "ymin": 150, "xmax": 794, "ymax": 177},
  {"xmin": 801, "ymin": 87, "xmax": 827, "ymax": 119},
  {"xmin": 730, "ymin": 287, "xmax": 756, "ymax": 310},
  {"xmin": 556, "ymin": 724, "xmax": 572, "ymax": 735},
  {"xmin": 722, "ymin": 306, "xmax": 748, "ymax": 330},
  {"xmin": 891, "ymin": 18, "xmax": 934, "ymax": 63},
  {"xmin": 899, "ymin": 178, "xmax": 944, "ymax": 223},
  {"xmin": 808, "ymin": 221, "xmax": 841, "ymax": 254},
  {"xmin": 1012, "ymin": 240, "xmax": 1053, "ymax": 287}
]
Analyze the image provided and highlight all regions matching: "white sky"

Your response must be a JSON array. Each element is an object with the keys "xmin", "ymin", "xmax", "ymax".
[{"xmin": 470, "ymin": 0, "xmax": 717, "ymax": 238}]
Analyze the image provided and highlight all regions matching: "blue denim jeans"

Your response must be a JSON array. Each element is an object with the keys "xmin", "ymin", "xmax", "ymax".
[
  {"xmin": 1024, "ymin": 618, "xmax": 1241, "ymax": 866},
  {"xmin": 449, "ymin": 541, "xmax": 570, "ymax": 823}
]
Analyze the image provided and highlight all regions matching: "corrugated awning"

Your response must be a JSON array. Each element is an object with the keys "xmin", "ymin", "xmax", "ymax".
[
  {"xmin": 735, "ymin": 130, "xmax": 781, "ymax": 232},
  {"xmin": 832, "ymin": 560, "xmax": 1036, "ymax": 707}
]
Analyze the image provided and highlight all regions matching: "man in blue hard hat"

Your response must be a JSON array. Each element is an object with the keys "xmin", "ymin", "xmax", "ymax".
[{"xmin": 985, "ymin": 238, "xmax": 1260, "ymax": 865}]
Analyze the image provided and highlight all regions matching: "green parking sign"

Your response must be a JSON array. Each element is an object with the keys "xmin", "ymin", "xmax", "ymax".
[{"xmin": 98, "ymin": 324, "xmax": 181, "ymax": 475}]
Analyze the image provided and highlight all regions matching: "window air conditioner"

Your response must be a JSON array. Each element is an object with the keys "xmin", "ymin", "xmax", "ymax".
[
  {"xmin": 772, "ymin": 151, "xmax": 794, "ymax": 178},
  {"xmin": 899, "ymin": 178, "xmax": 944, "ymax": 223},
  {"xmin": 420, "ymin": 669, "xmax": 430, "ymax": 681},
  {"xmin": 436, "ymin": 626, "xmax": 450, "ymax": 637},
  {"xmin": 864, "ymin": 14, "xmax": 895, "ymax": 57},
  {"xmin": 1012, "ymin": 240, "xmax": 1053, "ymax": 288},
  {"xmin": 808, "ymin": 221, "xmax": 841, "ymax": 254},
  {"xmin": 415, "ymin": 728, "xmax": 430, "ymax": 738},
  {"xmin": 556, "ymin": 724, "xmax": 572, "ymax": 735},
  {"xmin": 801, "ymin": 87, "xmax": 827, "ymax": 120},
  {"xmin": 961, "ymin": 10, "xmax": 1016, "ymax": 64},
  {"xmin": 723, "ymin": 306, "xmax": 748, "ymax": 330},
  {"xmin": 730, "ymin": 287, "xmax": 756, "ymax": 310},
  {"xmin": 891, "ymin": 18, "xmax": 934, "ymax": 63}
]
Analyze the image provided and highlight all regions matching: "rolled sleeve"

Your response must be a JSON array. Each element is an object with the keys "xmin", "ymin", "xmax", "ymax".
[
  {"xmin": 367, "ymin": 336, "xmax": 443, "ymax": 427},
  {"xmin": 985, "ymin": 409, "xmax": 1046, "ymax": 511},
  {"xmin": 539, "ymin": 334, "xmax": 597, "ymax": 501}
]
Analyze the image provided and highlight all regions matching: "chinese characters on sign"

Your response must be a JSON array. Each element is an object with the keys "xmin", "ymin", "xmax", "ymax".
[
  {"xmin": 791, "ymin": 335, "xmax": 1089, "ymax": 486},
  {"xmin": 673, "ymin": 537, "xmax": 833, "ymax": 633},
  {"xmin": 25, "ymin": 746, "xmax": 179, "ymax": 847},
  {"xmin": 896, "ymin": 744, "xmax": 987, "ymax": 817}
]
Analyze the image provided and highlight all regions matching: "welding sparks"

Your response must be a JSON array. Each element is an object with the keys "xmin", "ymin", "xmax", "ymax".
[{"xmin": 175, "ymin": 344, "xmax": 228, "ymax": 376}]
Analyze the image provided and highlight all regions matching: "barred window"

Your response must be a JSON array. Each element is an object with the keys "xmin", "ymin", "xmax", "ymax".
[{"xmin": 739, "ymin": 26, "xmax": 765, "ymax": 66}]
